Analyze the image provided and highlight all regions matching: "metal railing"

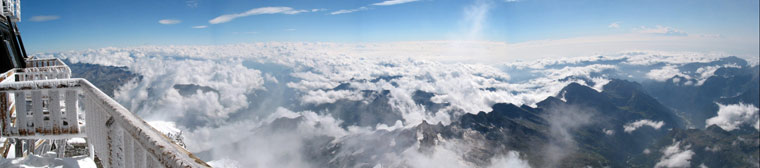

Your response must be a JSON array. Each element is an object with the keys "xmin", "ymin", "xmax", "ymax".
[{"xmin": 0, "ymin": 58, "xmax": 210, "ymax": 168}]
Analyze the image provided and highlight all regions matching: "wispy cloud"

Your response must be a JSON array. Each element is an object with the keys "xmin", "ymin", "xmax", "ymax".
[
  {"xmin": 192, "ymin": 25, "xmax": 208, "ymax": 29},
  {"xmin": 330, "ymin": 7, "xmax": 368, "ymax": 15},
  {"xmin": 331, "ymin": 0, "xmax": 417, "ymax": 15},
  {"xmin": 285, "ymin": 28, "xmax": 296, "ymax": 31},
  {"xmin": 635, "ymin": 25, "xmax": 687, "ymax": 36},
  {"xmin": 186, "ymin": 0, "xmax": 199, "ymax": 8},
  {"xmin": 504, "ymin": 0, "xmax": 520, "ymax": 2},
  {"xmin": 462, "ymin": 0, "xmax": 492, "ymax": 39},
  {"xmin": 372, "ymin": 0, "xmax": 419, "ymax": 6},
  {"xmin": 210, "ymin": 7, "xmax": 315, "ymax": 24},
  {"xmin": 159, "ymin": 19, "xmax": 182, "ymax": 25},
  {"xmin": 30, "ymin": 15, "xmax": 60, "ymax": 22},
  {"xmin": 608, "ymin": 22, "xmax": 621, "ymax": 29}
]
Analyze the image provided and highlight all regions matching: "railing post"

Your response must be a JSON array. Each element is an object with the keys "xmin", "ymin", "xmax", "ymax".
[
  {"xmin": 49, "ymin": 90, "xmax": 62, "ymax": 134},
  {"xmin": 14, "ymin": 91, "xmax": 25, "ymax": 135},
  {"xmin": 65, "ymin": 90, "xmax": 78, "ymax": 133},
  {"xmin": 1, "ymin": 92, "xmax": 9, "ymax": 135},
  {"xmin": 108, "ymin": 123, "xmax": 124, "ymax": 168},
  {"xmin": 31, "ymin": 91, "xmax": 42, "ymax": 134},
  {"xmin": 124, "ymin": 131, "xmax": 134, "ymax": 168}
]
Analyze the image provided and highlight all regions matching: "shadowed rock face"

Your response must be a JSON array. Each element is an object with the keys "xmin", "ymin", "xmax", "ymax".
[
  {"xmin": 295, "ymin": 80, "xmax": 694, "ymax": 167},
  {"xmin": 643, "ymin": 64, "xmax": 759, "ymax": 128},
  {"xmin": 173, "ymin": 84, "xmax": 219, "ymax": 96},
  {"xmin": 66, "ymin": 61, "xmax": 140, "ymax": 97}
]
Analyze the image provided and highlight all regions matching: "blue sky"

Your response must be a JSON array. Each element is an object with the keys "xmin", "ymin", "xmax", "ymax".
[{"xmin": 17, "ymin": 0, "xmax": 760, "ymax": 56}]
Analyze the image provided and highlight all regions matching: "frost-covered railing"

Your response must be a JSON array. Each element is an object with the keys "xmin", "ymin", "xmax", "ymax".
[
  {"xmin": 15, "ymin": 58, "xmax": 71, "ymax": 81},
  {"xmin": 0, "ymin": 59, "xmax": 209, "ymax": 168},
  {"xmin": 0, "ymin": 79, "xmax": 82, "ymax": 138},
  {"xmin": 1, "ymin": 0, "xmax": 20, "ymax": 21}
]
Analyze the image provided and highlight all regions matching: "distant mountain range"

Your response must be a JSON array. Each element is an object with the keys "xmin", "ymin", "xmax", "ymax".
[{"xmin": 65, "ymin": 56, "xmax": 759, "ymax": 168}]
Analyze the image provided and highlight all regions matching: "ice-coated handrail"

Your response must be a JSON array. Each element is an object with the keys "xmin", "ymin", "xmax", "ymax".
[{"xmin": 0, "ymin": 58, "xmax": 210, "ymax": 168}]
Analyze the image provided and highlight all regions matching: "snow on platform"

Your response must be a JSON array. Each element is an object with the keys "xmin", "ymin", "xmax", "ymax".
[{"xmin": 0, "ymin": 152, "xmax": 96, "ymax": 168}]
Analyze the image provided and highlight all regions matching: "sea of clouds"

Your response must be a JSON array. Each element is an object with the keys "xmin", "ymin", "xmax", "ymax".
[{"xmin": 34, "ymin": 41, "xmax": 758, "ymax": 167}]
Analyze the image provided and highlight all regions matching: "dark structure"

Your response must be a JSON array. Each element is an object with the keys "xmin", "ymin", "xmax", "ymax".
[{"xmin": 0, "ymin": 14, "xmax": 26, "ymax": 72}]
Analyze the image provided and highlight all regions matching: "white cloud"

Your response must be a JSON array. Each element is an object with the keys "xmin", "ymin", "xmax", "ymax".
[
  {"xmin": 331, "ymin": 0, "xmax": 417, "ymax": 15},
  {"xmin": 623, "ymin": 119, "xmax": 665, "ymax": 133},
  {"xmin": 35, "ymin": 41, "xmax": 757, "ymax": 168},
  {"xmin": 207, "ymin": 158, "xmax": 241, "ymax": 168},
  {"xmin": 636, "ymin": 25, "xmax": 687, "ymax": 36},
  {"xmin": 608, "ymin": 22, "xmax": 621, "ymax": 29},
  {"xmin": 192, "ymin": 25, "xmax": 208, "ymax": 29},
  {"xmin": 330, "ymin": 7, "xmax": 369, "ymax": 15},
  {"xmin": 655, "ymin": 141, "xmax": 695, "ymax": 168},
  {"xmin": 210, "ymin": 7, "xmax": 313, "ymax": 24},
  {"xmin": 488, "ymin": 151, "xmax": 531, "ymax": 168},
  {"xmin": 159, "ymin": 19, "xmax": 182, "ymax": 24},
  {"xmin": 603, "ymin": 128, "xmax": 615, "ymax": 135},
  {"xmin": 29, "ymin": 15, "xmax": 60, "ymax": 22},
  {"xmin": 373, "ymin": 0, "xmax": 419, "ymax": 6},
  {"xmin": 705, "ymin": 103, "xmax": 759, "ymax": 131},
  {"xmin": 300, "ymin": 90, "xmax": 363, "ymax": 105},
  {"xmin": 646, "ymin": 65, "xmax": 687, "ymax": 82},
  {"xmin": 462, "ymin": 0, "xmax": 492, "ymax": 40}
]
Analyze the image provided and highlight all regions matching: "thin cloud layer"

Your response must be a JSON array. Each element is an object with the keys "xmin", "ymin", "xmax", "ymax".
[
  {"xmin": 210, "ymin": 7, "xmax": 314, "ymax": 24},
  {"xmin": 330, "ymin": 7, "xmax": 368, "ymax": 15},
  {"xmin": 608, "ymin": 22, "xmax": 621, "ymax": 29},
  {"xmin": 373, "ymin": 0, "xmax": 419, "ymax": 6},
  {"xmin": 29, "ymin": 15, "xmax": 60, "ymax": 22},
  {"xmin": 159, "ymin": 19, "xmax": 182, "ymax": 24},
  {"xmin": 636, "ymin": 25, "xmax": 687, "ymax": 36}
]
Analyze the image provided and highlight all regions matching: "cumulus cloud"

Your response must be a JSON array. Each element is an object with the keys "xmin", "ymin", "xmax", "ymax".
[
  {"xmin": 300, "ymin": 90, "xmax": 363, "ymax": 105},
  {"xmin": 636, "ymin": 25, "xmax": 687, "ymax": 36},
  {"xmin": 29, "ymin": 15, "xmax": 60, "ymax": 22},
  {"xmin": 192, "ymin": 25, "xmax": 208, "ymax": 29},
  {"xmin": 608, "ymin": 22, "xmax": 621, "ymax": 29},
  {"xmin": 705, "ymin": 103, "xmax": 759, "ymax": 131},
  {"xmin": 655, "ymin": 141, "xmax": 694, "ymax": 168},
  {"xmin": 373, "ymin": 0, "xmax": 419, "ymax": 6},
  {"xmin": 210, "ymin": 7, "xmax": 314, "ymax": 24},
  {"xmin": 159, "ymin": 19, "xmax": 181, "ymax": 24},
  {"xmin": 646, "ymin": 65, "xmax": 687, "ymax": 82},
  {"xmin": 623, "ymin": 119, "xmax": 665, "ymax": 133}
]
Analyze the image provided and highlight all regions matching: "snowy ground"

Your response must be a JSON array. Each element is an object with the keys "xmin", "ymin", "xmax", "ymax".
[{"xmin": 0, "ymin": 152, "xmax": 96, "ymax": 168}]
